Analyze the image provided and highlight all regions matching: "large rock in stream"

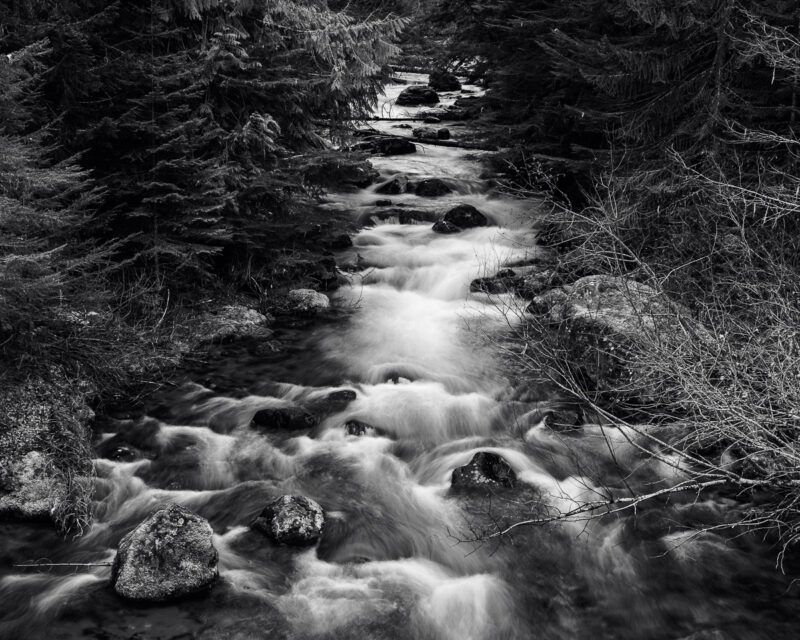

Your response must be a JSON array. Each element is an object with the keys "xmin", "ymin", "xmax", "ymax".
[
  {"xmin": 395, "ymin": 85, "xmax": 439, "ymax": 106},
  {"xmin": 251, "ymin": 405, "xmax": 317, "ymax": 431},
  {"xmin": 529, "ymin": 275, "xmax": 706, "ymax": 402},
  {"xmin": 451, "ymin": 452, "xmax": 517, "ymax": 490},
  {"xmin": 428, "ymin": 69, "xmax": 462, "ymax": 92},
  {"xmin": 252, "ymin": 495, "xmax": 325, "ymax": 545},
  {"xmin": 112, "ymin": 504, "xmax": 218, "ymax": 601},
  {"xmin": 433, "ymin": 204, "xmax": 489, "ymax": 234},
  {"xmin": 415, "ymin": 178, "xmax": 453, "ymax": 198}
]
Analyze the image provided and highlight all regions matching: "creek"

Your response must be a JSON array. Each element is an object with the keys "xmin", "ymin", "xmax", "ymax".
[{"xmin": 0, "ymin": 74, "xmax": 797, "ymax": 640}]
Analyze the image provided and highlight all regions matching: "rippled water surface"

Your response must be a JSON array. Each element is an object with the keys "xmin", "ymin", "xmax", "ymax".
[{"xmin": 1, "ymin": 75, "xmax": 798, "ymax": 640}]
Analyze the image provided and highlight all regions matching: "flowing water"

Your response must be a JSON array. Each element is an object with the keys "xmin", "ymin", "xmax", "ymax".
[{"xmin": 1, "ymin": 75, "xmax": 799, "ymax": 640}]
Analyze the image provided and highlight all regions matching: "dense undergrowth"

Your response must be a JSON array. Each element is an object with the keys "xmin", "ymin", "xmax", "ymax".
[{"xmin": 425, "ymin": 0, "xmax": 800, "ymax": 559}]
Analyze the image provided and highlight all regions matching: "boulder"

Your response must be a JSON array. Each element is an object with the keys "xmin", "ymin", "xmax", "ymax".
[
  {"xmin": 251, "ymin": 405, "xmax": 317, "ymax": 431},
  {"xmin": 442, "ymin": 204, "xmax": 488, "ymax": 229},
  {"xmin": 528, "ymin": 275, "xmax": 704, "ymax": 400},
  {"xmin": 0, "ymin": 451, "xmax": 65, "ymax": 521},
  {"xmin": 514, "ymin": 270, "xmax": 557, "ymax": 299},
  {"xmin": 395, "ymin": 85, "xmax": 439, "ymax": 106},
  {"xmin": 432, "ymin": 219, "xmax": 461, "ymax": 234},
  {"xmin": 414, "ymin": 178, "xmax": 452, "ymax": 198},
  {"xmin": 251, "ymin": 495, "xmax": 324, "ymax": 545},
  {"xmin": 451, "ymin": 452, "xmax": 516, "ymax": 490},
  {"xmin": 437, "ymin": 128, "xmax": 451, "ymax": 140},
  {"xmin": 197, "ymin": 305, "xmax": 272, "ymax": 344},
  {"xmin": 428, "ymin": 69, "xmax": 462, "ymax": 92},
  {"xmin": 344, "ymin": 420, "xmax": 377, "ymax": 436},
  {"xmin": 286, "ymin": 289, "xmax": 330, "ymax": 313},
  {"xmin": 470, "ymin": 271, "xmax": 519, "ymax": 294},
  {"xmin": 412, "ymin": 126, "xmax": 438, "ymax": 140},
  {"xmin": 112, "ymin": 504, "xmax": 218, "ymax": 601},
  {"xmin": 544, "ymin": 408, "xmax": 583, "ymax": 431},
  {"xmin": 375, "ymin": 175, "xmax": 409, "ymax": 195},
  {"xmin": 307, "ymin": 389, "xmax": 358, "ymax": 416},
  {"xmin": 371, "ymin": 136, "xmax": 417, "ymax": 156},
  {"xmin": 303, "ymin": 156, "xmax": 379, "ymax": 190}
]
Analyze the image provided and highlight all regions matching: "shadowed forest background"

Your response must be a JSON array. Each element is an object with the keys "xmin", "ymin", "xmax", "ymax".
[{"xmin": 3, "ymin": 0, "xmax": 800, "ymax": 588}]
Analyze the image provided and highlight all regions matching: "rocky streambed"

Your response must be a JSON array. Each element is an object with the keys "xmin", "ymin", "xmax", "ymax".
[{"xmin": 1, "ymin": 73, "xmax": 799, "ymax": 640}]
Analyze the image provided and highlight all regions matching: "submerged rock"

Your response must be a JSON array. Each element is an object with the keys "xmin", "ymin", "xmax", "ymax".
[
  {"xmin": 308, "ymin": 389, "xmax": 358, "ymax": 416},
  {"xmin": 344, "ymin": 419, "xmax": 376, "ymax": 436},
  {"xmin": 414, "ymin": 178, "xmax": 452, "ymax": 198},
  {"xmin": 432, "ymin": 219, "xmax": 461, "ymax": 234},
  {"xmin": 375, "ymin": 175, "xmax": 409, "ymax": 195},
  {"xmin": 286, "ymin": 289, "xmax": 330, "ymax": 313},
  {"xmin": 372, "ymin": 137, "xmax": 417, "ymax": 156},
  {"xmin": 428, "ymin": 69, "xmax": 461, "ymax": 92},
  {"xmin": 251, "ymin": 405, "xmax": 316, "ymax": 431},
  {"xmin": 442, "ymin": 204, "xmax": 488, "ymax": 229},
  {"xmin": 251, "ymin": 495, "xmax": 324, "ymax": 545},
  {"xmin": 395, "ymin": 85, "xmax": 439, "ymax": 106},
  {"xmin": 451, "ymin": 452, "xmax": 517, "ymax": 490},
  {"xmin": 112, "ymin": 504, "xmax": 218, "ymax": 601}
]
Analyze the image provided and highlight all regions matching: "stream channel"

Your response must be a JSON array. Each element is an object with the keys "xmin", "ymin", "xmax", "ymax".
[{"xmin": 1, "ymin": 74, "xmax": 798, "ymax": 640}]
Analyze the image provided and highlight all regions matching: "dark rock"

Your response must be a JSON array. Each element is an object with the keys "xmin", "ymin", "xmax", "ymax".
[
  {"xmin": 428, "ymin": 69, "xmax": 462, "ymax": 92},
  {"xmin": 432, "ymin": 219, "xmax": 461, "ymax": 234},
  {"xmin": 252, "ymin": 406, "xmax": 316, "ymax": 431},
  {"xmin": 303, "ymin": 156, "xmax": 379, "ymax": 190},
  {"xmin": 513, "ymin": 270, "xmax": 557, "ymax": 299},
  {"xmin": 363, "ymin": 208, "xmax": 439, "ymax": 226},
  {"xmin": 451, "ymin": 452, "xmax": 516, "ymax": 490},
  {"xmin": 112, "ymin": 504, "xmax": 218, "ymax": 601},
  {"xmin": 395, "ymin": 85, "xmax": 439, "ymax": 106},
  {"xmin": 544, "ymin": 408, "xmax": 583, "ymax": 431},
  {"xmin": 344, "ymin": 420, "xmax": 375, "ymax": 436},
  {"xmin": 375, "ymin": 199, "xmax": 393, "ymax": 207},
  {"xmin": 423, "ymin": 116, "xmax": 441, "ymax": 124},
  {"xmin": 470, "ymin": 275, "xmax": 520, "ymax": 294},
  {"xmin": 106, "ymin": 445, "xmax": 142, "ymax": 462},
  {"xmin": 308, "ymin": 390, "xmax": 358, "ymax": 416},
  {"xmin": 437, "ymin": 128, "xmax": 451, "ymax": 140},
  {"xmin": 415, "ymin": 178, "xmax": 452, "ymax": 198},
  {"xmin": 251, "ymin": 495, "xmax": 324, "ymax": 546},
  {"xmin": 375, "ymin": 175, "xmax": 409, "ymax": 195},
  {"xmin": 371, "ymin": 137, "xmax": 417, "ymax": 156},
  {"xmin": 443, "ymin": 204, "xmax": 488, "ymax": 228},
  {"xmin": 412, "ymin": 126, "xmax": 439, "ymax": 140},
  {"xmin": 392, "ymin": 123, "xmax": 412, "ymax": 129}
]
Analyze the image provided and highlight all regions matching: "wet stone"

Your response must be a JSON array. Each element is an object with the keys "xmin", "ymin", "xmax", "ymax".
[
  {"xmin": 251, "ymin": 406, "xmax": 317, "ymax": 431},
  {"xmin": 414, "ymin": 178, "xmax": 453, "ymax": 198},
  {"xmin": 443, "ymin": 204, "xmax": 488, "ymax": 228},
  {"xmin": 112, "ymin": 503, "xmax": 218, "ymax": 601},
  {"xmin": 451, "ymin": 452, "xmax": 517, "ymax": 490},
  {"xmin": 432, "ymin": 219, "xmax": 461, "ymax": 234},
  {"xmin": 251, "ymin": 495, "xmax": 325, "ymax": 546},
  {"xmin": 344, "ymin": 420, "xmax": 375, "ymax": 436},
  {"xmin": 395, "ymin": 85, "xmax": 439, "ymax": 106}
]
